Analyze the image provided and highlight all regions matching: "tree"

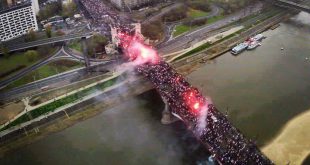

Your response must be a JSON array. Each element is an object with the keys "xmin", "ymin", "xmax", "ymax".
[
  {"xmin": 45, "ymin": 25, "xmax": 52, "ymax": 38},
  {"xmin": 142, "ymin": 19, "xmax": 164, "ymax": 40},
  {"xmin": 0, "ymin": 44, "xmax": 10, "ymax": 58},
  {"xmin": 93, "ymin": 34, "xmax": 108, "ymax": 45},
  {"xmin": 87, "ymin": 34, "xmax": 108, "ymax": 57},
  {"xmin": 189, "ymin": 1, "xmax": 211, "ymax": 12},
  {"xmin": 25, "ymin": 50, "xmax": 39, "ymax": 62},
  {"xmin": 25, "ymin": 28, "xmax": 37, "ymax": 42},
  {"xmin": 62, "ymin": 2, "xmax": 77, "ymax": 17},
  {"xmin": 162, "ymin": 5, "xmax": 188, "ymax": 22},
  {"xmin": 38, "ymin": 2, "xmax": 62, "ymax": 20}
]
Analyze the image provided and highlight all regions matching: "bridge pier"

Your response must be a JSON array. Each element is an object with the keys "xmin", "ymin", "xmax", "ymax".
[
  {"xmin": 81, "ymin": 37, "xmax": 91, "ymax": 69},
  {"xmin": 161, "ymin": 97, "xmax": 179, "ymax": 125}
]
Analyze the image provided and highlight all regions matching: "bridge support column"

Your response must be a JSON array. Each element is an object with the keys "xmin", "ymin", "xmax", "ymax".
[
  {"xmin": 161, "ymin": 98, "xmax": 179, "ymax": 125},
  {"xmin": 81, "ymin": 37, "xmax": 90, "ymax": 69}
]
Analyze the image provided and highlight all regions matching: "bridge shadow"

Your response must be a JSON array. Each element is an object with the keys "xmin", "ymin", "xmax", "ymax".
[{"xmin": 138, "ymin": 90, "xmax": 213, "ymax": 164}]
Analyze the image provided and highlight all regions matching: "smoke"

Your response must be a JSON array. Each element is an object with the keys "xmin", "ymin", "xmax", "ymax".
[
  {"xmin": 196, "ymin": 97, "xmax": 213, "ymax": 136},
  {"xmin": 293, "ymin": 12, "xmax": 310, "ymax": 25},
  {"xmin": 94, "ymin": 98, "xmax": 184, "ymax": 165}
]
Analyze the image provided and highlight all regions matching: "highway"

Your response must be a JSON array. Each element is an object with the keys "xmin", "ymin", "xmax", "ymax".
[
  {"xmin": 1, "ymin": 33, "xmax": 93, "ymax": 54},
  {"xmin": 161, "ymin": 4, "xmax": 221, "ymax": 43},
  {"xmin": 0, "ymin": 61, "xmax": 117, "ymax": 102},
  {"xmin": 0, "ymin": 47, "xmax": 63, "ymax": 90},
  {"xmin": 157, "ymin": 2, "xmax": 263, "ymax": 54}
]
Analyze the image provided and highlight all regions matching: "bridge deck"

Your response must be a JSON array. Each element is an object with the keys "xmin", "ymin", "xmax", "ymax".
[
  {"xmin": 1, "ymin": 33, "xmax": 93, "ymax": 54},
  {"xmin": 138, "ymin": 61, "xmax": 273, "ymax": 164}
]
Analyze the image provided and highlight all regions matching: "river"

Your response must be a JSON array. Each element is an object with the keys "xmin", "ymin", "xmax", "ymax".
[{"xmin": 1, "ymin": 12, "xmax": 310, "ymax": 165}]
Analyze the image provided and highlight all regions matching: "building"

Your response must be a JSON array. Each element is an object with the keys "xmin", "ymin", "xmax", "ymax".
[
  {"xmin": 0, "ymin": 1, "xmax": 38, "ymax": 41},
  {"xmin": 31, "ymin": 0, "xmax": 39, "ymax": 14},
  {"xmin": 7, "ymin": 0, "xmax": 13, "ymax": 6},
  {"xmin": 110, "ymin": 0, "xmax": 162, "ymax": 10}
]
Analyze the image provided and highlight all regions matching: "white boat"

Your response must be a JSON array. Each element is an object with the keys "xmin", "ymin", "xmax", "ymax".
[
  {"xmin": 231, "ymin": 42, "xmax": 249, "ymax": 55},
  {"xmin": 252, "ymin": 34, "xmax": 265, "ymax": 41},
  {"xmin": 247, "ymin": 41, "xmax": 260, "ymax": 50}
]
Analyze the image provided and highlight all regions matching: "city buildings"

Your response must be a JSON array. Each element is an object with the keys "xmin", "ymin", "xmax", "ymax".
[{"xmin": 0, "ymin": 0, "xmax": 38, "ymax": 41}]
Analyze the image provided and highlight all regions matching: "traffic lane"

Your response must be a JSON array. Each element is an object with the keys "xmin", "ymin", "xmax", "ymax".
[
  {"xmin": 158, "ymin": 3, "xmax": 262, "ymax": 54},
  {"xmin": 0, "ymin": 62, "xmax": 118, "ymax": 101}
]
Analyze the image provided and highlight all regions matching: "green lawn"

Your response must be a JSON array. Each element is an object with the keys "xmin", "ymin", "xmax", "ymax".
[
  {"xmin": 0, "ymin": 53, "xmax": 36, "ymax": 78},
  {"xmin": 5, "ymin": 60, "xmax": 83, "ymax": 89},
  {"xmin": 187, "ymin": 8, "xmax": 209, "ymax": 18},
  {"xmin": 173, "ymin": 25, "xmax": 192, "ymax": 37},
  {"xmin": 0, "ymin": 47, "xmax": 58, "ymax": 80},
  {"xmin": 173, "ymin": 9, "xmax": 224, "ymax": 37},
  {"xmin": 207, "ymin": 14, "xmax": 225, "ymax": 24},
  {"xmin": 68, "ymin": 40, "xmax": 82, "ymax": 52}
]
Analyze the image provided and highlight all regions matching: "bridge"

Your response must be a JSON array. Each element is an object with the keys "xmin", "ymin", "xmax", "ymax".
[
  {"xmin": 0, "ymin": 33, "xmax": 93, "ymax": 54},
  {"xmin": 115, "ymin": 32, "xmax": 273, "ymax": 164},
  {"xmin": 274, "ymin": 0, "xmax": 310, "ymax": 13},
  {"xmin": 138, "ymin": 61, "xmax": 272, "ymax": 164}
]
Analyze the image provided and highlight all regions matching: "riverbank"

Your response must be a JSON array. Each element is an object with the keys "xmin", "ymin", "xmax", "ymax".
[
  {"xmin": 262, "ymin": 109, "xmax": 310, "ymax": 164},
  {"xmin": 0, "ymin": 78, "xmax": 153, "ymax": 157}
]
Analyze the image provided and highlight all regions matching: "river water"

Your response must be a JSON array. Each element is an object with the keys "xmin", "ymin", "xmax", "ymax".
[{"xmin": 1, "ymin": 12, "xmax": 310, "ymax": 165}]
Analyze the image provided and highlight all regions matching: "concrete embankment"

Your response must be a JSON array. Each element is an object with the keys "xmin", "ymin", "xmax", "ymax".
[
  {"xmin": 262, "ymin": 110, "xmax": 310, "ymax": 165},
  {"xmin": 0, "ymin": 78, "xmax": 153, "ymax": 157},
  {"xmin": 173, "ymin": 11, "xmax": 292, "ymax": 72}
]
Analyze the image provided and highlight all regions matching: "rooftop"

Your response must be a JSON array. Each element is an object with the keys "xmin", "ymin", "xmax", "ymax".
[{"xmin": 0, "ymin": 0, "xmax": 31, "ymax": 15}]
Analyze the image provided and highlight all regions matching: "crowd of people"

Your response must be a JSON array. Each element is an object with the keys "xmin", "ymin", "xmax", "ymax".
[
  {"xmin": 79, "ymin": 1, "xmax": 272, "ymax": 163},
  {"xmin": 137, "ymin": 61, "xmax": 272, "ymax": 165},
  {"xmin": 79, "ymin": 0, "xmax": 132, "ymax": 34}
]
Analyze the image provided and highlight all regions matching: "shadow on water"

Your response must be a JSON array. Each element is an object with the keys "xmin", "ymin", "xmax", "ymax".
[
  {"xmin": 302, "ymin": 154, "xmax": 310, "ymax": 165},
  {"xmin": 139, "ymin": 90, "xmax": 212, "ymax": 164},
  {"xmin": 0, "ymin": 90, "xmax": 212, "ymax": 165}
]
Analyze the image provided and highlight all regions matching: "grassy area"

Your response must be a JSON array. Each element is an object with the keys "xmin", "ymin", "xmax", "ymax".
[
  {"xmin": 173, "ymin": 31, "xmax": 240, "ymax": 61},
  {"xmin": 173, "ymin": 9, "xmax": 224, "ymax": 37},
  {"xmin": 187, "ymin": 8, "xmax": 209, "ymax": 18},
  {"xmin": 173, "ymin": 25, "xmax": 195, "ymax": 37},
  {"xmin": 0, "ymin": 53, "xmax": 34, "ymax": 78},
  {"xmin": 68, "ymin": 40, "xmax": 82, "ymax": 52},
  {"xmin": 1, "ymin": 76, "xmax": 118, "ymax": 131},
  {"xmin": 207, "ymin": 14, "xmax": 225, "ymax": 24},
  {"xmin": 5, "ymin": 60, "xmax": 83, "ymax": 90},
  {"xmin": 0, "ymin": 47, "xmax": 58, "ymax": 81}
]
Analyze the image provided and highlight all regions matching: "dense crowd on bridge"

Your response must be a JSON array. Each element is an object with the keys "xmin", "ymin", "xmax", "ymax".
[
  {"xmin": 79, "ymin": 1, "xmax": 272, "ymax": 163},
  {"xmin": 137, "ymin": 61, "xmax": 272, "ymax": 165}
]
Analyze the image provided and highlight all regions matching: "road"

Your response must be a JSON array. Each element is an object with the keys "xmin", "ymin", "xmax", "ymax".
[
  {"xmin": 157, "ymin": 2, "xmax": 263, "ymax": 54},
  {"xmin": 0, "ymin": 61, "xmax": 117, "ymax": 102},
  {"xmin": 1, "ymin": 33, "xmax": 93, "ymax": 54},
  {"xmin": 0, "ymin": 47, "xmax": 63, "ymax": 90},
  {"xmin": 161, "ymin": 4, "xmax": 221, "ymax": 43}
]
